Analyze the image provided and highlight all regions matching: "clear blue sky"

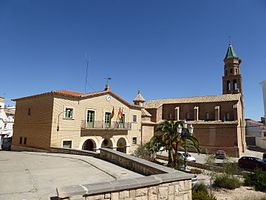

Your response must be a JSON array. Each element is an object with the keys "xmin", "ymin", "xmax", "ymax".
[{"xmin": 0, "ymin": 0, "xmax": 266, "ymax": 120}]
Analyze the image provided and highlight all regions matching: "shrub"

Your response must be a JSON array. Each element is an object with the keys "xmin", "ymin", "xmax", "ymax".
[
  {"xmin": 190, "ymin": 168, "xmax": 202, "ymax": 174},
  {"xmin": 214, "ymin": 174, "xmax": 241, "ymax": 189},
  {"xmin": 192, "ymin": 182, "xmax": 217, "ymax": 200},
  {"xmin": 244, "ymin": 168, "xmax": 266, "ymax": 192},
  {"xmin": 133, "ymin": 143, "xmax": 154, "ymax": 161}
]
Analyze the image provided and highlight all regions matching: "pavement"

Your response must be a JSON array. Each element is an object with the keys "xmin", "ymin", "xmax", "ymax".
[{"xmin": 0, "ymin": 151, "xmax": 143, "ymax": 200}]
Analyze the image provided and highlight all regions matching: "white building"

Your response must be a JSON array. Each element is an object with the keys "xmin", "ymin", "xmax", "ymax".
[{"xmin": 0, "ymin": 97, "xmax": 15, "ymax": 149}]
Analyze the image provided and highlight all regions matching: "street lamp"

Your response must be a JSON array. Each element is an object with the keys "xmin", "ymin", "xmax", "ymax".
[
  {"xmin": 177, "ymin": 120, "xmax": 194, "ymax": 171},
  {"xmin": 57, "ymin": 111, "xmax": 65, "ymax": 131}
]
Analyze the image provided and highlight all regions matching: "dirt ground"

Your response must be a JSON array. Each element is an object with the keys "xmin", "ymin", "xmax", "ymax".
[{"xmin": 213, "ymin": 186, "xmax": 266, "ymax": 200}]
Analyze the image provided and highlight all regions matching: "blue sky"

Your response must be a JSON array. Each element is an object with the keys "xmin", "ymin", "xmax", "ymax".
[{"xmin": 0, "ymin": 0, "xmax": 266, "ymax": 120}]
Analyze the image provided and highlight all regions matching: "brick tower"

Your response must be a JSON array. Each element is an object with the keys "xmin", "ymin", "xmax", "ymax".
[{"xmin": 222, "ymin": 44, "xmax": 242, "ymax": 94}]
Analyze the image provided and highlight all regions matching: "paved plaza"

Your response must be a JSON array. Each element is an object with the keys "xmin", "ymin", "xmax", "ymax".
[{"xmin": 0, "ymin": 151, "xmax": 143, "ymax": 200}]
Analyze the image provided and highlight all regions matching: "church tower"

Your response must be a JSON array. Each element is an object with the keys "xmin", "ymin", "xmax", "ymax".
[{"xmin": 222, "ymin": 44, "xmax": 242, "ymax": 94}]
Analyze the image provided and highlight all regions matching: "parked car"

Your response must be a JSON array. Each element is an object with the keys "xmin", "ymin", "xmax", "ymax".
[
  {"xmin": 178, "ymin": 151, "xmax": 196, "ymax": 162},
  {"xmin": 2, "ymin": 137, "xmax": 12, "ymax": 150},
  {"xmin": 263, "ymin": 152, "xmax": 266, "ymax": 162},
  {"xmin": 238, "ymin": 156, "xmax": 266, "ymax": 171},
  {"xmin": 215, "ymin": 150, "xmax": 226, "ymax": 159}
]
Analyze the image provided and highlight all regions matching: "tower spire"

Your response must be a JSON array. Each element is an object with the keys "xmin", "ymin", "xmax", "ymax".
[{"xmin": 222, "ymin": 44, "xmax": 242, "ymax": 95}]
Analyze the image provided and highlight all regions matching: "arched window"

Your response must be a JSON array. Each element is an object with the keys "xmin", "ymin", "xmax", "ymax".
[
  {"xmin": 233, "ymin": 79, "xmax": 238, "ymax": 91},
  {"xmin": 226, "ymin": 80, "xmax": 231, "ymax": 91}
]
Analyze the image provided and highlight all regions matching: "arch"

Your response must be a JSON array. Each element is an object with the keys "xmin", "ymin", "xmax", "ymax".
[
  {"xmin": 82, "ymin": 139, "xmax": 97, "ymax": 151},
  {"xmin": 226, "ymin": 80, "xmax": 231, "ymax": 92},
  {"xmin": 101, "ymin": 138, "xmax": 113, "ymax": 149},
  {"xmin": 116, "ymin": 137, "xmax": 127, "ymax": 153}
]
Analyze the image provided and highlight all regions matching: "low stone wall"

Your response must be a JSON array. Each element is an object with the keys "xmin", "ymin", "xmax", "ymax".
[
  {"xmin": 11, "ymin": 145, "xmax": 98, "ymax": 157},
  {"xmin": 49, "ymin": 147, "xmax": 98, "ymax": 157},
  {"xmin": 99, "ymin": 148, "xmax": 175, "ymax": 175},
  {"xmin": 57, "ymin": 148, "xmax": 193, "ymax": 200},
  {"xmin": 84, "ymin": 180, "xmax": 191, "ymax": 200},
  {"xmin": 11, "ymin": 145, "xmax": 48, "ymax": 152}
]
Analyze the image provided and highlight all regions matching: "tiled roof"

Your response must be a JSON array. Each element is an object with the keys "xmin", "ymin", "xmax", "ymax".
[
  {"xmin": 55, "ymin": 90, "xmax": 85, "ymax": 97},
  {"xmin": 145, "ymin": 94, "xmax": 241, "ymax": 108},
  {"xmin": 141, "ymin": 109, "xmax": 152, "ymax": 117},
  {"xmin": 134, "ymin": 91, "xmax": 145, "ymax": 102},
  {"xmin": 12, "ymin": 89, "xmax": 141, "ymax": 109}
]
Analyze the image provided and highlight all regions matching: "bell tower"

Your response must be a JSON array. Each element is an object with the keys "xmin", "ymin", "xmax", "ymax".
[{"xmin": 222, "ymin": 44, "xmax": 242, "ymax": 94}]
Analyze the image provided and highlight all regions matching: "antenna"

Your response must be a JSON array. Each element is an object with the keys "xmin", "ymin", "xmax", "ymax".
[
  {"xmin": 105, "ymin": 77, "xmax": 112, "ymax": 85},
  {"xmin": 84, "ymin": 54, "xmax": 96, "ymax": 93},
  {"xmin": 84, "ymin": 54, "xmax": 89, "ymax": 93}
]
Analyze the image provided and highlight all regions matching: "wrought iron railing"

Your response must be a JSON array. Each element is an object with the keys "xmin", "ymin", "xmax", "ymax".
[{"xmin": 81, "ymin": 120, "xmax": 132, "ymax": 130}]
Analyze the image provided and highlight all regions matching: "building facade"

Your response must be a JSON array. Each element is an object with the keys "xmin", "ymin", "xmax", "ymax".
[
  {"xmin": 12, "ymin": 86, "xmax": 153, "ymax": 154},
  {"xmin": 145, "ymin": 44, "xmax": 246, "ymax": 157},
  {"xmin": 0, "ymin": 97, "xmax": 15, "ymax": 149}
]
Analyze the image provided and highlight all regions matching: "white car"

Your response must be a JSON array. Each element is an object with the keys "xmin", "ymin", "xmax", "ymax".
[{"xmin": 178, "ymin": 151, "xmax": 196, "ymax": 162}]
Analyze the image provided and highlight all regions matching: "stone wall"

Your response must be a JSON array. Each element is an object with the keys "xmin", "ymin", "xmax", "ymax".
[
  {"xmin": 84, "ymin": 180, "xmax": 191, "ymax": 200},
  {"xmin": 57, "ymin": 148, "xmax": 193, "ymax": 200}
]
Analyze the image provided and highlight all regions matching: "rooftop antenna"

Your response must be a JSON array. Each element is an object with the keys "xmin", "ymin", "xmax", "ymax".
[
  {"xmin": 84, "ymin": 54, "xmax": 89, "ymax": 93},
  {"xmin": 105, "ymin": 77, "xmax": 112, "ymax": 85},
  {"xmin": 84, "ymin": 53, "xmax": 96, "ymax": 93}
]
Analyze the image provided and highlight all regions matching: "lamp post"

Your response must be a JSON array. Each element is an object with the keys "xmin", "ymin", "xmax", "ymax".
[
  {"xmin": 177, "ymin": 120, "xmax": 194, "ymax": 171},
  {"xmin": 57, "ymin": 111, "xmax": 65, "ymax": 131}
]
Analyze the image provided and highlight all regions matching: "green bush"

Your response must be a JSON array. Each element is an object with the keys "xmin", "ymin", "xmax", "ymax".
[
  {"xmin": 190, "ymin": 168, "xmax": 202, "ymax": 174},
  {"xmin": 244, "ymin": 168, "xmax": 266, "ymax": 192},
  {"xmin": 214, "ymin": 174, "xmax": 241, "ymax": 189},
  {"xmin": 192, "ymin": 182, "xmax": 217, "ymax": 200}
]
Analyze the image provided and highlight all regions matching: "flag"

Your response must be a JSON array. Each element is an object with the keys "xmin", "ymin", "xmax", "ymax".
[
  {"xmin": 118, "ymin": 107, "xmax": 122, "ymax": 120},
  {"xmin": 110, "ymin": 107, "xmax": 114, "ymax": 119}
]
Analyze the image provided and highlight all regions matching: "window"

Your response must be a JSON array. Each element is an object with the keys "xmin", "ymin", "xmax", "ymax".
[
  {"xmin": 28, "ymin": 108, "xmax": 31, "ymax": 116},
  {"xmin": 133, "ymin": 115, "xmax": 137, "ymax": 123},
  {"xmin": 105, "ymin": 112, "xmax": 111, "ymax": 128},
  {"xmin": 63, "ymin": 140, "xmax": 72, "ymax": 148},
  {"xmin": 24, "ymin": 137, "xmax": 27, "ymax": 145},
  {"xmin": 132, "ymin": 137, "xmax": 137, "ymax": 145},
  {"xmin": 263, "ymin": 132, "xmax": 266, "ymax": 137},
  {"xmin": 64, "ymin": 107, "xmax": 74, "ymax": 119},
  {"xmin": 87, "ymin": 110, "xmax": 95, "ymax": 128},
  {"xmin": 186, "ymin": 112, "xmax": 191, "ymax": 120},
  {"xmin": 19, "ymin": 137, "xmax": 23, "ymax": 144},
  {"xmin": 227, "ymin": 80, "xmax": 231, "ymax": 91},
  {"xmin": 233, "ymin": 79, "xmax": 238, "ymax": 91},
  {"xmin": 206, "ymin": 112, "xmax": 210, "ymax": 121},
  {"xmin": 230, "ymin": 68, "xmax": 233, "ymax": 74}
]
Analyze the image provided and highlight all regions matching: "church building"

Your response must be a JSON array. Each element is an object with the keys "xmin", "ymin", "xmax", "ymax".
[{"xmin": 144, "ymin": 44, "xmax": 246, "ymax": 157}]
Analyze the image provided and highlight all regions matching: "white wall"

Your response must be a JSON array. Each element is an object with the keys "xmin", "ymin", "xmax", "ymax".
[{"xmin": 0, "ymin": 100, "xmax": 14, "ymax": 138}]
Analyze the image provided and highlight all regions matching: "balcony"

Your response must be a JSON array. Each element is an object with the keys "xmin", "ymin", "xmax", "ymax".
[{"xmin": 81, "ymin": 120, "xmax": 131, "ymax": 137}]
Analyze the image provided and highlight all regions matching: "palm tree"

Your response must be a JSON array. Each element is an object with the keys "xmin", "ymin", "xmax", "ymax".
[{"xmin": 155, "ymin": 120, "xmax": 200, "ymax": 167}]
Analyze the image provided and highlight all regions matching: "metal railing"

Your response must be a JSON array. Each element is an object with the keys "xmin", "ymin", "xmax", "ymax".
[{"xmin": 81, "ymin": 120, "xmax": 132, "ymax": 130}]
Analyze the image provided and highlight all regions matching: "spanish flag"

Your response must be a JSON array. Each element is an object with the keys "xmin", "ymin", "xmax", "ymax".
[
  {"xmin": 118, "ymin": 107, "xmax": 122, "ymax": 120},
  {"xmin": 111, "ymin": 107, "xmax": 114, "ymax": 119}
]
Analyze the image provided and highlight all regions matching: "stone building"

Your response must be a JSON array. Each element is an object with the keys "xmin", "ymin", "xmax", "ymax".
[
  {"xmin": 145, "ymin": 44, "xmax": 246, "ymax": 157},
  {"xmin": 11, "ymin": 85, "xmax": 154, "ymax": 154}
]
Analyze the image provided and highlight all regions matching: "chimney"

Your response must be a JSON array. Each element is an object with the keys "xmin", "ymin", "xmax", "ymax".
[{"xmin": 105, "ymin": 84, "xmax": 110, "ymax": 91}]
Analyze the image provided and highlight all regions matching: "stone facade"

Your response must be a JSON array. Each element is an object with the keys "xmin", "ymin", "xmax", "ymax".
[{"xmin": 12, "ymin": 86, "xmax": 153, "ymax": 154}]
